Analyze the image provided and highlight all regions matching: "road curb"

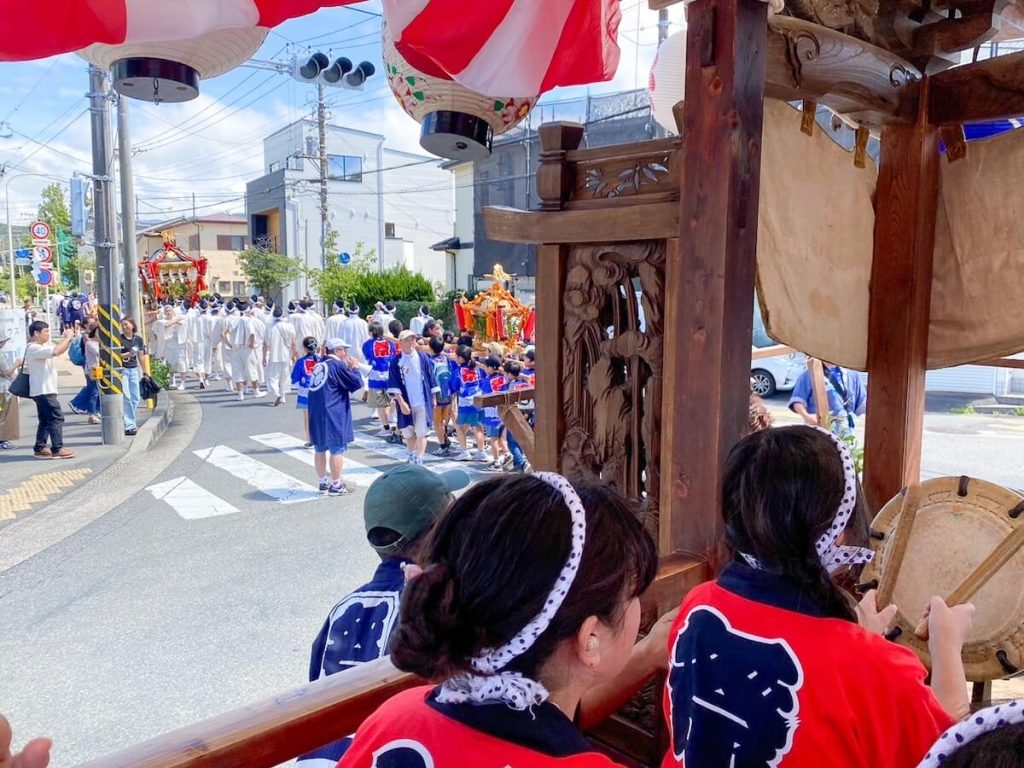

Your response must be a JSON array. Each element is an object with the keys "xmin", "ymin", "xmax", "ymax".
[
  {"xmin": 0, "ymin": 392, "xmax": 199, "ymax": 574},
  {"xmin": 128, "ymin": 393, "xmax": 175, "ymax": 457}
]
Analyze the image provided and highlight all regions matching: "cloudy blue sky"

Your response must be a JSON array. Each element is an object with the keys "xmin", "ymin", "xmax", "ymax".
[{"xmin": 0, "ymin": 0, "xmax": 683, "ymax": 227}]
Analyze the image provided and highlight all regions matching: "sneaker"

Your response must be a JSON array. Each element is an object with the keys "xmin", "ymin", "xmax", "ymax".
[
  {"xmin": 33, "ymin": 447, "xmax": 53, "ymax": 458},
  {"xmin": 125, "ymin": 428, "xmax": 138, "ymax": 436},
  {"xmin": 473, "ymin": 451, "xmax": 490, "ymax": 463},
  {"xmin": 481, "ymin": 461, "xmax": 503, "ymax": 472},
  {"xmin": 450, "ymin": 450, "xmax": 472, "ymax": 462},
  {"xmin": 386, "ymin": 433, "xmax": 405, "ymax": 445},
  {"xmin": 87, "ymin": 415, "xmax": 100, "ymax": 425},
  {"xmin": 68, "ymin": 403, "xmax": 87, "ymax": 415},
  {"xmin": 253, "ymin": 390, "xmax": 267, "ymax": 398},
  {"xmin": 327, "ymin": 482, "xmax": 351, "ymax": 496},
  {"xmin": 376, "ymin": 428, "xmax": 392, "ymax": 439},
  {"xmin": 176, "ymin": 381, "xmax": 186, "ymax": 391},
  {"xmin": 237, "ymin": 391, "xmax": 244, "ymax": 402},
  {"xmin": 303, "ymin": 441, "xmax": 313, "ymax": 449},
  {"xmin": 446, "ymin": 426, "xmax": 457, "ymax": 438},
  {"xmin": 0, "ymin": 440, "xmax": 12, "ymax": 450},
  {"xmin": 499, "ymin": 453, "xmax": 513, "ymax": 467},
  {"xmin": 53, "ymin": 448, "xmax": 77, "ymax": 459},
  {"xmin": 198, "ymin": 381, "xmax": 207, "ymax": 390},
  {"xmin": 431, "ymin": 445, "xmax": 452, "ymax": 458},
  {"xmin": 318, "ymin": 479, "xmax": 330, "ymax": 493}
]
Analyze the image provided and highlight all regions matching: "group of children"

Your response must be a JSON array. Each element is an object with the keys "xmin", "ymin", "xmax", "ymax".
[{"xmin": 358, "ymin": 315, "xmax": 537, "ymax": 472}]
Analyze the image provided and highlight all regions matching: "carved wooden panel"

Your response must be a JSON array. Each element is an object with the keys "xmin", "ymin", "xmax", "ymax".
[
  {"xmin": 560, "ymin": 240, "xmax": 665, "ymax": 540},
  {"xmin": 567, "ymin": 139, "xmax": 681, "ymax": 210}
]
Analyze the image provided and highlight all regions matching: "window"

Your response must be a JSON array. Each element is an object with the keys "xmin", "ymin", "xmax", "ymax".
[
  {"xmin": 218, "ymin": 281, "xmax": 231, "ymax": 293},
  {"xmin": 384, "ymin": 222, "xmax": 396, "ymax": 238},
  {"xmin": 217, "ymin": 235, "xmax": 246, "ymax": 251},
  {"xmin": 233, "ymin": 281, "xmax": 246, "ymax": 296},
  {"xmin": 187, "ymin": 234, "xmax": 200, "ymax": 252},
  {"xmin": 327, "ymin": 154, "xmax": 363, "ymax": 182}
]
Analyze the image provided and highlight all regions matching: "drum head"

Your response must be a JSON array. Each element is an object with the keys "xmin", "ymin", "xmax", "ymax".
[{"xmin": 862, "ymin": 476, "xmax": 1024, "ymax": 682}]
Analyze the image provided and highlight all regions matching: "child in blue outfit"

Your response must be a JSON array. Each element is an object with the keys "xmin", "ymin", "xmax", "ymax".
[
  {"xmin": 290, "ymin": 336, "xmax": 321, "ymax": 447},
  {"xmin": 503, "ymin": 359, "xmax": 532, "ymax": 473},
  {"xmin": 480, "ymin": 355, "xmax": 510, "ymax": 471},
  {"xmin": 452, "ymin": 345, "xmax": 487, "ymax": 463},
  {"xmin": 362, "ymin": 322, "xmax": 397, "ymax": 440}
]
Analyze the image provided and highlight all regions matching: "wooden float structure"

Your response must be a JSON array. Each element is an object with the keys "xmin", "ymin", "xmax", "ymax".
[{"xmin": 76, "ymin": 0, "xmax": 1024, "ymax": 764}]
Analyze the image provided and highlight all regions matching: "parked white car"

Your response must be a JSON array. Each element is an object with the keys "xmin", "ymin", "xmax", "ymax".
[{"xmin": 751, "ymin": 348, "xmax": 805, "ymax": 398}]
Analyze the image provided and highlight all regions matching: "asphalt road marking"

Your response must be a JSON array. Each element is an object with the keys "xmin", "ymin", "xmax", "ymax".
[
  {"xmin": 145, "ymin": 477, "xmax": 241, "ymax": 520},
  {"xmin": 249, "ymin": 432, "xmax": 383, "ymax": 487},
  {"xmin": 193, "ymin": 445, "xmax": 321, "ymax": 504}
]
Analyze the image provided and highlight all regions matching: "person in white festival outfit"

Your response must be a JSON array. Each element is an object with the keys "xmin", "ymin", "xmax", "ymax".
[
  {"xmin": 157, "ymin": 304, "xmax": 188, "ymax": 390},
  {"xmin": 265, "ymin": 305, "xmax": 296, "ymax": 406}
]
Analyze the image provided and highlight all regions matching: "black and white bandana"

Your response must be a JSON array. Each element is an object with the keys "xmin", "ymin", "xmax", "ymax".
[{"xmin": 918, "ymin": 700, "xmax": 1023, "ymax": 766}]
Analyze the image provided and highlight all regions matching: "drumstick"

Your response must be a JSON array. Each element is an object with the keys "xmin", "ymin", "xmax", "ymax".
[
  {"xmin": 876, "ymin": 484, "xmax": 925, "ymax": 609},
  {"xmin": 914, "ymin": 524, "xmax": 1024, "ymax": 639}
]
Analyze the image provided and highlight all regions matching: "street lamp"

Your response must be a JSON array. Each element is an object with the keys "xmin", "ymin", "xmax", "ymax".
[{"xmin": 3, "ymin": 171, "xmax": 57, "ymax": 307}]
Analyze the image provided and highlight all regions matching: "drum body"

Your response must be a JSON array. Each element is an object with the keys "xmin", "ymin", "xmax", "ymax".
[{"xmin": 863, "ymin": 476, "xmax": 1024, "ymax": 682}]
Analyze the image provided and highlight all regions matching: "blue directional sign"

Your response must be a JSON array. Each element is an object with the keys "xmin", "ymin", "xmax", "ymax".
[
  {"xmin": 338, "ymin": 251, "xmax": 352, "ymax": 265},
  {"xmin": 14, "ymin": 248, "xmax": 31, "ymax": 266}
]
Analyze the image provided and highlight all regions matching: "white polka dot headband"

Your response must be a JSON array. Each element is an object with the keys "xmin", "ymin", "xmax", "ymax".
[
  {"xmin": 918, "ymin": 699, "xmax": 1023, "ymax": 766},
  {"xmin": 436, "ymin": 472, "xmax": 587, "ymax": 710},
  {"xmin": 741, "ymin": 426, "xmax": 874, "ymax": 575}
]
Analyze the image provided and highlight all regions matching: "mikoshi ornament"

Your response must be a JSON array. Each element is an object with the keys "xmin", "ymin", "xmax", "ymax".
[
  {"xmin": 648, "ymin": 28, "xmax": 686, "ymax": 135},
  {"xmin": 382, "ymin": 21, "xmax": 538, "ymax": 161}
]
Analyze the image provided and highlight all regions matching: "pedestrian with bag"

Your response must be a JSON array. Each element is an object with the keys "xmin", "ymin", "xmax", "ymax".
[
  {"xmin": 68, "ymin": 321, "xmax": 101, "ymax": 425},
  {"xmin": 120, "ymin": 317, "xmax": 146, "ymax": 436},
  {"xmin": 0, "ymin": 335, "xmax": 24, "ymax": 450},
  {"xmin": 24, "ymin": 320, "xmax": 77, "ymax": 459}
]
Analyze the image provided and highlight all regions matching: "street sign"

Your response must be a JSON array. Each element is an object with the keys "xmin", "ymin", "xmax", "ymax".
[
  {"xmin": 14, "ymin": 256, "xmax": 31, "ymax": 266},
  {"xmin": 32, "ymin": 245, "xmax": 53, "ymax": 263},
  {"xmin": 33, "ymin": 268, "xmax": 54, "ymax": 286},
  {"xmin": 338, "ymin": 251, "xmax": 352, "ymax": 265},
  {"xmin": 29, "ymin": 220, "xmax": 51, "ymax": 241}
]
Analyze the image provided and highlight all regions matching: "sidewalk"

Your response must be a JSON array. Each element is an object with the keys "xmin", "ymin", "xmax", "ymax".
[{"xmin": 0, "ymin": 354, "xmax": 162, "ymax": 524}]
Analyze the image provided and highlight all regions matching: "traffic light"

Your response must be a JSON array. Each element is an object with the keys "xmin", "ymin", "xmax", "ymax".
[{"xmin": 291, "ymin": 53, "xmax": 376, "ymax": 90}]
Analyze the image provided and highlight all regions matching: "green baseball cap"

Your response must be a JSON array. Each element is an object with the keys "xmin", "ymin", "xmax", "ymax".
[{"xmin": 364, "ymin": 464, "xmax": 470, "ymax": 556}]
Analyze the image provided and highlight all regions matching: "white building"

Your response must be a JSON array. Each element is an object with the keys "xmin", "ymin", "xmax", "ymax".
[{"xmin": 245, "ymin": 119, "xmax": 454, "ymax": 301}]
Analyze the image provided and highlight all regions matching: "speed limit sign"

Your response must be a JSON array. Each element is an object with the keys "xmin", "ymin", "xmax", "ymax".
[{"xmin": 30, "ymin": 220, "xmax": 51, "ymax": 241}]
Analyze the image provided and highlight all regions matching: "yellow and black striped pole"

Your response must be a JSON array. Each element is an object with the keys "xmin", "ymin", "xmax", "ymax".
[{"xmin": 89, "ymin": 64, "xmax": 124, "ymax": 446}]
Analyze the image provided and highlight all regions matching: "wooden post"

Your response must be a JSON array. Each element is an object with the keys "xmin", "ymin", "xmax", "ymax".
[
  {"xmin": 863, "ymin": 78, "xmax": 940, "ymax": 513},
  {"xmin": 532, "ymin": 124, "xmax": 581, "ymax": 471},
  {"xmin": 660, "ymin": 0, "xmax": 768, "ymax": 560}
]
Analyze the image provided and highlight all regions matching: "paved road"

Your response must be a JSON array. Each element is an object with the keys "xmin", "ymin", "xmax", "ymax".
[
  {"xmin": 1, "ymin": 389, "xmax": 1022, "ymax": 765},
  {"xmin": 0, "ymin": 385, "xmax": 492, "ymax": 766}
]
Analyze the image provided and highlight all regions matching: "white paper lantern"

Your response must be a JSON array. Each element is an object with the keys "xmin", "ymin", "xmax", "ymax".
[
  {"xmin": 648, "ymin": 29, "xmax": 687, "ymax": 135},
  {"xmin": 80, "ymin": 27, "xmax": 268, "ymax": 103},
  {"xmin": 382, "ymin": 22, "xmax": 538, "ymax": 161}
]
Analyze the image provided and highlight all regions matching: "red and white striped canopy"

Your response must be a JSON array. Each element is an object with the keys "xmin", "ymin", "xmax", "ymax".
[
  {"xmin": 382, "ymin": 0, "xmax": 622, "ymax": 95},
  {"xmin": 0, "ymin": 0, "xmax": 621, "ymax": 96}
]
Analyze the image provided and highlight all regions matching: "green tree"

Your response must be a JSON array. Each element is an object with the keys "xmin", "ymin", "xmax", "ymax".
[
  {"xmin": 236, "ymin": 244, "xmax": 304, "ymax": 299},
  {"xmin": 307, "ymin": 242, "xmax": 377, "ymax": 306}
]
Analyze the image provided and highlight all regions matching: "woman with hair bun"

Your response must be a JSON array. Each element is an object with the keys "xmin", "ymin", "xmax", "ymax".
[{"xmin": 339, "ymin": 474, "xmax": 663, "ymax": 767}]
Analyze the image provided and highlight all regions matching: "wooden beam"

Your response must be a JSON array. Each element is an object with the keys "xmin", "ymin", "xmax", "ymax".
[
  {"xmin": 498, "ymin": 405, "xmax": 536, "ymax": 464},
  {"xmin": 483, "ymin": 202, "xmax": 680, "ymax": 244},
  {"xmin": 534, "ymin": 243, "xmax": 567, "ymax": 472},
  {"xmin": 971, "ymin": 357, "xmax": 1024, "ymax": 370},
  {"xmin": 752, "ymin": 344, "xmax": 795, "ymax": 360},
  {"xmin": 926, "ymin": 50, "xmax": 1024, "ymax": 125},
  {"xmin": 765, "ymin": 17, "xmax": 922, "ymax": 126},
  {"xmin": 473, "ymin": 388, "xmax": 536, "ymax": 407},
  {"xmin": 660, "ymin": 0, "xmax": 768, "ymax": 561},
  {"xmin": 76, "ymin": 658, "xmax": 416, "ymax": 768},
  {"xmin": 863, "ymin": 80, "xmax": 941, "ymax": 514}
]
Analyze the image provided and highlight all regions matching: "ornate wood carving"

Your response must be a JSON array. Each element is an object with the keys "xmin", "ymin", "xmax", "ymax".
[
  {"xmin": 559, "ymin": 241, "xmax": 665, "ymax": 540},
  {"xmin": 766, "ymin": 16, "xmax": 921, "ymax": 126},
  {"xmin": 536, "ymin": 122, "xmax": 584, "ymax": 211}
]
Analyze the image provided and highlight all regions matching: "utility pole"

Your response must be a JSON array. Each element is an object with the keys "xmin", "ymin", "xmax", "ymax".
[
  {"xmin": 317, "ymin": 79, "xmax": 329, "ymax": 277},
  {"xmin": 117, "ymin": 94, "xmax": 141, "ymax": 324},
  {"xmin": 88, "ymin": 65, "xmax": 124, "ymax": 446}
]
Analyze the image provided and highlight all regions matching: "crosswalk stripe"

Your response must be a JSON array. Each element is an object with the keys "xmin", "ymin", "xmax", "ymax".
[
  {"xmin": 249, "ymin": 433, "xmax": 383, "ymax": 487},
  {"xmin": 193, "ymin": 445, "xmax": 321, "ymax": 504},
  {"xmin": 146, "ymin": 477, "xmax": 241, "ymax": 520},
  {"xmin": 350, "ymin": 434, "xmax": 488, "ymax": 475}
]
